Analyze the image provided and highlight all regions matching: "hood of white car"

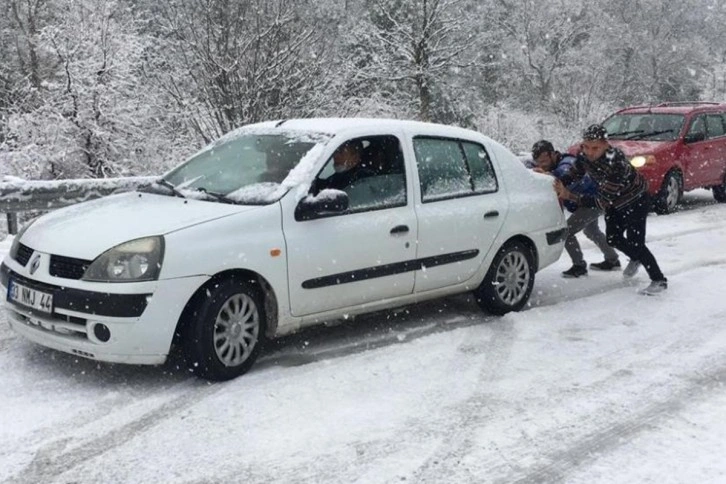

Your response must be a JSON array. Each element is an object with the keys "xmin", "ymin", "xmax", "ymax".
[{"xmin": 21, "ymin": 192, "xmax": 260, "ymax": 259}]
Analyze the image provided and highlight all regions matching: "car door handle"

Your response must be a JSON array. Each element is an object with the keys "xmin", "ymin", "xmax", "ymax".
[
  {"xmin": 390, "ymin": 225, "xmax": 409, "ymax": 235},
  {"xmin": 484, "ymin": 211, "xmax": 499, "ymax": 219}
]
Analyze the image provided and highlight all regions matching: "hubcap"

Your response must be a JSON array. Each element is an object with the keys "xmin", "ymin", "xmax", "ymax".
[
  {"xmin": 494, "ymin": 251, "xmax": 530, "ymax": 306},
  {"xmin": 666, "ymin": 176, "xmax": 680, "ymax": 210},
  {"xmin": 213, "ymin": 294, "xmax": 260, "ymax": 367}
]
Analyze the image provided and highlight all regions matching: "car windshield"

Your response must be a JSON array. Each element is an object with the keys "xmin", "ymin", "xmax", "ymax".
[
  {"xmin": 160, "ymin": 131, "xmax": 327, "ymax": 204},
  {"xmin": 604, "ymin": 113, "xmax": 685, "ymax": 141}
]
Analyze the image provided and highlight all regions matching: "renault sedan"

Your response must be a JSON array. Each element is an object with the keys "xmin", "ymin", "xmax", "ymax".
[{"xmin": 1, "ymin": 119, "xmax": 566, "ymax": 380}]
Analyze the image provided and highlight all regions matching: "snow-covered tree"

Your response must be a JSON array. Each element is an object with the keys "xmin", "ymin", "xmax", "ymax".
[
  {"xmin": 600, "ymin": 0, "xmax": 711, "ymax": 105},
  {"xmin": 1, "ymin": 0, "xmax": 197, "ymax": 179},
  {"xmin": 341, "ymin": 0, "xmax": 481, "ymax": 123},
  {"xmin": 152, "ymin": 0, "xmax": 336, "ymax": 142}
]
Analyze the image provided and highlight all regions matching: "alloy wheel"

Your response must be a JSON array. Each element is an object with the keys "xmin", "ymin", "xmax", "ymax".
[
  {"xmin": 494, "ymin": 251, "xmax": 531, "ymax": 306},
  {"xmin": 213, "ymin": 294, "xmax": 260, "ymax": 367}
]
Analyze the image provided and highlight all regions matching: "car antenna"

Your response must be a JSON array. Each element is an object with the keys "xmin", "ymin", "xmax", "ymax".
[{"xmin": 275, "ymin": 119, "xmax": 288, "ymax": 127}]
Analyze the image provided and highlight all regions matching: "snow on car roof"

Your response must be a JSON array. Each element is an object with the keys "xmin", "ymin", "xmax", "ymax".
[
  {"xmin": 616, "ymin": 103, "xmax": 726, "ymax": 115},
  {"xmin": 243, "ymin": 117, "xmax": 487, "ymax": 139}
]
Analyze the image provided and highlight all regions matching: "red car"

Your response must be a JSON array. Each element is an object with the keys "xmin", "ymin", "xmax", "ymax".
[{"xmin": 568, "ymin": 102, "xmax": 726, "ymax": 214}]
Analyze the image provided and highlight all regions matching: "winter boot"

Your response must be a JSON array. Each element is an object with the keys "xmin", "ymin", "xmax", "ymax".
[
  {"xmin": 590, "ymin": 259, "xmax": 621, "ymax": 271},
  {"xmin": 639, "ymin": 279, "xmax": 668, "ymax": 296},
  {"xmin": 623, "ymin": 260, "xmax": 641, "ymax": 278},
  {"xmin": 562, "ymin": 264, "xmax": 588, "ymax": 278}
]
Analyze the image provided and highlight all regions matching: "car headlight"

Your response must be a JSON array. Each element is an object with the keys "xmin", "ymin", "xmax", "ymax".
[
  {"xmin": 9, "ymin": 219, "xmax": 37, "ymax": 260},
  {"xmin": 630, "ymin": 155, "xmax": 656, "ymax": 168},
  {"xmin": 82, "ymin": 236, "xmax": 165, "ymax": 282}
]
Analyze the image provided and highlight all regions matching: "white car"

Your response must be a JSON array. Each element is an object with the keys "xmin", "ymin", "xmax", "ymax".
[{"xmin": 1, "ymin": 119, "xmax": 566, "ymax": 380}]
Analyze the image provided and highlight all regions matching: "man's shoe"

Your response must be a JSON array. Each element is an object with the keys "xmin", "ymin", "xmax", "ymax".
[
  {"xmin": 623, "ymin": 260, "xmax": 641, "ymax": 278},
  {"xmin": 639, "ymin": 279, "xmax": 668, "ymax": 296},
  {"xmin": 590, "ymin": 259, "xmax": 621, "ymax": 271},
  {"xmin": 562, "ymin": 265, "xmax": 588, "ymax": 278}
]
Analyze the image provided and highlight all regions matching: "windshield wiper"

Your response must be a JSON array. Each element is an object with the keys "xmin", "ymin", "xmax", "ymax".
[
  {"xmin": 628, "ymin": 129, "xmax": 674, "ymax": 140},
  {"xmin": 154, "ymin": 178, "xmax": 186, "ymax": 198},
  {"xmin": 195, "ymin": 187, "xmax": 238, "ymax": 205},
  {"xmin": 609, "ymin": 129, "xmax": 644, "ymax": 138}
]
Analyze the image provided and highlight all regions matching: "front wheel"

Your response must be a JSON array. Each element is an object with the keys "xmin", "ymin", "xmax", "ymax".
[
  {"xmin": 713, "ymin": 173, "xmax": 726, "ymax": 203},
  {"xmin": 183, "ymin": 277, "xmax": 266, "ymax": 381},
  {"xmin": 474, "ymin": 242, "xmax": 535, "ymax": 315},
  {"xmin": 653, "ymin": 171, "xmax": 682, "ymax": 214}
]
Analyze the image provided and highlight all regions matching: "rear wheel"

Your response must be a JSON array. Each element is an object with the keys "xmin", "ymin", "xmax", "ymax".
[
  {"xmin": 183, "ymin": 277, "xmax": 266, "ymax": 381},
  {"xmin": 713, "ymin": 173, "xmax": 726, "ymax": 203},
  {"xmin": 653, "ymin": 171, "xmax": 682, "ymax": 214},
  {"xmin": 474, "ymin": 242, "xmax": 535, "ymax": 315}
]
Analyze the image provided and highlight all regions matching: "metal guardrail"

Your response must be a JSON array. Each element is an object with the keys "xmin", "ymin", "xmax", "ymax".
[{"xmin": 0, "ymin": 176, "xmax": 156, "ymax": 234}]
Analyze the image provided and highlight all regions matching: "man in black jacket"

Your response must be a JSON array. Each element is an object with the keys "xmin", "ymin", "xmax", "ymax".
[{"xmin": 554, "ymin": 124, "xmax": 667, "ymax": 295}]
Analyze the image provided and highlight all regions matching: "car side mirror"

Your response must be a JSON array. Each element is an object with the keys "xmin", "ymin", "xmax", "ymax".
[
  {"xmin": 684, "ymin": 132, "xmax": 706, "ymax": 144},
  {"xmin": 295, "ymin": 190, "xmax": 349, "ymax": 221}
]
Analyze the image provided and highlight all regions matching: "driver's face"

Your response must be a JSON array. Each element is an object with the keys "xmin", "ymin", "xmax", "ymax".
[{"xmin": 333, "ymin": 145, "xmax": 361, "ymax": 172}]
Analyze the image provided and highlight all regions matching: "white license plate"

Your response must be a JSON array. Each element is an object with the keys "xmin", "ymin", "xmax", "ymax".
[{"xmin": 8, "ymin": 280, "xmax": 53, "ymax": 314}]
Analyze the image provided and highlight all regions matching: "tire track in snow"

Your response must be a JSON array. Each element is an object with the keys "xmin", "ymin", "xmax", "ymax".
[
  {"xmin": 372, "ymin": 263, "xmax": 726, "ymax": 483},
  {"xmin": 505, "ymin": 357, "xmax": 726, "ymax": 484},
  {"xmin": 203, "ymin": 319, "xmax": 520, "ymax": 484},
  {"xmin": 6, "ymin": 381, "xmax": 222, "ymax": 484}
]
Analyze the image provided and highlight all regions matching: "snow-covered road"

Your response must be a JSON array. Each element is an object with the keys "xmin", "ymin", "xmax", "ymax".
[{"xmin": 2, "ymin": 191, "xmax": 726, "ymax": 483}]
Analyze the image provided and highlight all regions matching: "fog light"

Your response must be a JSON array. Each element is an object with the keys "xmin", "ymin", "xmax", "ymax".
[{"xmin": 93, "ymin": 323, "xmax": 111, "ymax": 342}]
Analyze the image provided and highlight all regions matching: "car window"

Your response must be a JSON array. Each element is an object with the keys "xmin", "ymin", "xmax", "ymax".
[
  {"xmin": 687, "ymin": 115, "xmax": 706, "ymax": 138},
  {"xmin": 413, "ymin": 137, "xmax": 472, "ymax": 202},
  {"xmin": 603, "ymin": 113, "xmax": 684, "ymax": 141},
  {"xmin": 413, "ymin": 137, "xmax": 498, "ymax": 202},
  {"xmin": 163, "ymin": 132, "xmax": 324, "ymax": 204},
  {"xmin": 462, "ymin": 142, "xmax": 498, "ymax": 193},
  {"xmin": 312, "ymin": 135, "xmax": 406, "ymax": 212},
  {"xmin": 706, "ymin": 114, "xmax": 725, "ymax": 138}
]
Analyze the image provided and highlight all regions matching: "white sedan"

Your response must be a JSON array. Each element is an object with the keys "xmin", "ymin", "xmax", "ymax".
[{"xmin": 1, "ymin": 119, "xmax": 566, "ymax": 380}]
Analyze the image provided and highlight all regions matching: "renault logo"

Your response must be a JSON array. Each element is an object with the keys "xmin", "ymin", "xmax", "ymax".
[{"xmin": 29, "ymin": 254, "xmax": 41, "ymax": 275}]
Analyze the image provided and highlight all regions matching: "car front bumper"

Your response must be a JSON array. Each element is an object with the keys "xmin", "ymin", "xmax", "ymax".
[{"xmin": 1, "ymin": 261, "xmax": 207, "ymax": 365}]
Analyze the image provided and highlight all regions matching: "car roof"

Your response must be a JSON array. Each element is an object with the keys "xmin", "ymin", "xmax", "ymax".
[
  {"xmin": 243, "ymin": 117, "xmax": 485, "ymax": 139},
  {"xmin": 614, "ymin": 102, "xmax": 726, "ymax": 115}
]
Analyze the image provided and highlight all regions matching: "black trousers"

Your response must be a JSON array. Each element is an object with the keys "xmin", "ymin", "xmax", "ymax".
[{"xmin": 605, "ymin": 194, "xmax": 666, "ymax": 282}]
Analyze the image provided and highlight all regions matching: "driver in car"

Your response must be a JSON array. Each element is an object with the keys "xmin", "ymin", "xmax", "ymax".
[{"xmin": 315, "ymin": 139, "xmax": 375, "ymax": 192}]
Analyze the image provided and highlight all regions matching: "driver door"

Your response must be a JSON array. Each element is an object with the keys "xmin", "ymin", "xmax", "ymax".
[
  {"xmin": 682, "ymin": 115, "xmax": 712, "ymax": 189},
  {"xmin": 282, "ymin": 133, "xmax": 418, "ymax": 317}
]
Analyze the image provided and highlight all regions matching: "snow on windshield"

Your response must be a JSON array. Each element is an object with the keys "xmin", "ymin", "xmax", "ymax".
[{"xmin": 165, "ymin": 128, "xmax": 331, "ymax": 205}]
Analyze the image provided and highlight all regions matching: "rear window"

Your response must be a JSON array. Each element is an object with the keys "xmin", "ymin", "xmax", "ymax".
[
  {"xmin": 412, "ymin": 137, "xmax": 498, "ymax": 203},
  {"xmin": 603, "ymin": 114, "xmax": 685, "ymax": 141}
]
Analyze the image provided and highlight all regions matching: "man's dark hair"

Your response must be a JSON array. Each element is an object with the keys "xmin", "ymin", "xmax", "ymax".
[
  {"xmin": 339, "ymin": 139, "xmax": 363, "ymax": 153},
  {"xmin": 583, "ymin": 124, "xmax": 608, "ymax": 141},
  {"xmin": 531, "ymin": 140, "xmax": 555, "ymax": 159}
]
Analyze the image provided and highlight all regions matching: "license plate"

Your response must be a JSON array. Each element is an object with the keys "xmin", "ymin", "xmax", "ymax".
[{"xmin": 8, "ymin": 280, "xmax": 53, "ymax": 314}]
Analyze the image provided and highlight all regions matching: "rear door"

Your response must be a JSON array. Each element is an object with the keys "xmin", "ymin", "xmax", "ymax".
[{"xmin": 410, "ymin": 135, "xmax": 507, "ymax": 293}]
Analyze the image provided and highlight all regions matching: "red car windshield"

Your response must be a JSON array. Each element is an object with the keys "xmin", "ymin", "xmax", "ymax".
[{"xmin": 604, "ymin": 114, "xmax": 685, "ymax": 141}]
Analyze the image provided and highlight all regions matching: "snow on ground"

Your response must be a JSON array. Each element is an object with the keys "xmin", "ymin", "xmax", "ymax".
[{"xmin": 1, "ymin": 190, "xmax": 726, "ymax": 483}]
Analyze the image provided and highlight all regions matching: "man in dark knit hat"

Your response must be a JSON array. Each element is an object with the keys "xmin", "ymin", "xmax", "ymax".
[{"xmin": 554, "ymin": 124, "xmax": 667, "ymax": 295}]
